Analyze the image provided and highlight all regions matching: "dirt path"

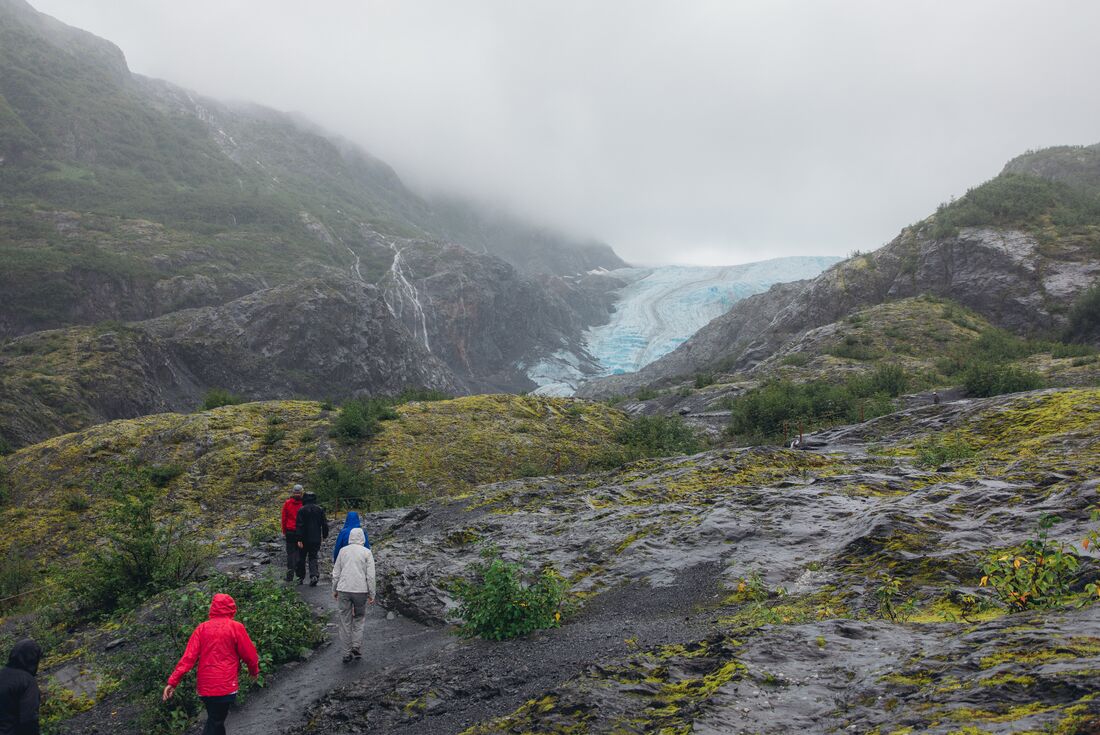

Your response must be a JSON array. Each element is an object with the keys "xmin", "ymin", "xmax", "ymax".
[{"xmin": 222, "ymin": 562, "xmax": 453, "ymax": 734}]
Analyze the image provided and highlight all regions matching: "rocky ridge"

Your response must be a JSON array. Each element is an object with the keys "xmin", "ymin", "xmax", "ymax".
[{"xmin": 295, "ymin": 388, "xmax": 1100, "ymax": 734}]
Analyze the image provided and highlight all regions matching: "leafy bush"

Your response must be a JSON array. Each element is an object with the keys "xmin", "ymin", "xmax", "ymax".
[
  {"xmin": 780, "ymin": 353, "xmax": 810, "ymax": 367},
  {"xmin": 694, "ymin": 372, "xmax": 716, "ymax": 389},
  {"xmin": 828, "ymin": 334, "xmax": 882, "ymax": 361},
  {"xmin": 914, "ymin": 433, "xmax": 976, "ymax": 468},
  {"xmin": 72, "ymin": 468, "xmax": 214, "ymax": 614},
  {"xmin": 309, "ymin": 459, "xmax": 413, "ymax": 511},
  {"xmin": 262, "ymin": 425, "xmax": 286, "ymax": 446},
  {"xmin": 1064, "ymin": 283, "xmax": 1100, "ymax": 345},
  {"xmin": 452, "ymin": 548, "xmax": 566, "ymax": 640},
  {"xmin": 875, "ymin": 575, "xmax": 917, "ymax": 622},
  {"xmin": 725, "ymin": 364, "xmax": 907, "ymax": 443},
  {"xmin": 634, "ymin": 387, "xmax": 660, "ymax": 401},
  {"xmin": 961, "ymin": 363, "xmax": 1043, "ymax": 397},
  {"xmin": 199, "ymin": 389, "xmax": 244, "ymax": 411},
  {"xmin": 146, "ymin": 464, "xmax": 184, "ymax": 488},
  {"xmin": 615, "ymin": 415, "xmax": 700, "ymax": 459},
  {"xmin": 330, "ymin": 397, "xmax": 399, "ymax": 442},
  {"xmin": 980, "ymin": 515, "xmax": 1079, "ymax": 610}
]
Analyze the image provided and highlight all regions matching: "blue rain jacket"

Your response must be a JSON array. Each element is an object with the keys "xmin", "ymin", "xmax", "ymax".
[{"xmin": 332, "ymin": 511, "xmax": 369, "ymax": 561}]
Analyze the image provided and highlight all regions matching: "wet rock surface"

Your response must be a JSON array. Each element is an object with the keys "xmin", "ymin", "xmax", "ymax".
[{"xmin": 290, "ymin": 389, "xmax": 1100, "ymax": 734}]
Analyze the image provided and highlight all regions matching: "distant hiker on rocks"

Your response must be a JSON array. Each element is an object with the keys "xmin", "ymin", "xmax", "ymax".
[
  {"xmin": 295, "ymin": 491, "xmax": 329, "ymax": 586},
  {"xmin": 332, "ymin": 511, "xmax": 370, "ymax": 562},
  {"xmin": 932, "ymin": 391, "xmax": 941, "ymax": 405},
  {"xmin": 164, "ymin": 593, "xmax": 259, "ymax": 735},
  {"xmin": 331, "ymin": 528, "xmax": 375, "ymax": 663},
  {"xmin": 281, "ymin": 484, "xmax": 305, "ymax": 583},
  {"xmin": 0, "ymin": 639, "xmax": 41, "ymax": 735}
]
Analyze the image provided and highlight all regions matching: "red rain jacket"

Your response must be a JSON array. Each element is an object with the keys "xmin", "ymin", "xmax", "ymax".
[
  {"xmin": 281, "ymin": 496, "xmax": 303, "ymax": 534},
  {"xmin": 167, "ymin": 594, "xmax": 260, "ymax": 696}
]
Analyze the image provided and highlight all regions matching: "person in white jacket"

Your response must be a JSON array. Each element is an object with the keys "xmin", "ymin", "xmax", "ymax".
[{"xmin": 331, "ymin": 527, "xmax": 376, "ymax": 663}]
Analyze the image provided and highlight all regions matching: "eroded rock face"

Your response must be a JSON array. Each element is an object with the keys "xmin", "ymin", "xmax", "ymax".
[
  {"xmin": 578, "ymin": 227, "xmax": 1100, "ymax": 398},
  {"xmin": 298, "ymin": 389, "xmax": 1100, "ymax": 734}
]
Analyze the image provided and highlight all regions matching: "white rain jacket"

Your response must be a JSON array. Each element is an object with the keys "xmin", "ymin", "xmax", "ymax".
[{"xmin": 331, "ymin": 527, "xmax": 376, "ymax": 597}]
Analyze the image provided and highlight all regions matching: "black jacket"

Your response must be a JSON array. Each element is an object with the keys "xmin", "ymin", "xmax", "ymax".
[
  {"xmin": 295, "ymin": 494, "xmax": 329, "ymax": 546},
  {"xmin": 0, "ymin": 639, "xmax": 40, "ymax": 735}
]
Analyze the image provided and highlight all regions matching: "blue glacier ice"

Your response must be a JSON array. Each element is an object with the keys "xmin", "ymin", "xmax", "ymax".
[
  {"xmin": 526, "ymin": 255, "xmax": 839, "ymax": 396},
  {"xmin": 585, "ymin": 256, "xmax": 840, "ymax": 377}
]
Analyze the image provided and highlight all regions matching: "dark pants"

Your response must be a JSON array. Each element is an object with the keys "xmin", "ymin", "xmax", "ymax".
[
  {"xmin": 296, "ymin": 541, "xmax": 321, "ymax": 579},
  {"xmin": 201, "ymin": 694, "xmax": 236, "ymax": 735},
  {"xmin": 284, "ymin": 532, "xmax": 300, "ymax": 579}
]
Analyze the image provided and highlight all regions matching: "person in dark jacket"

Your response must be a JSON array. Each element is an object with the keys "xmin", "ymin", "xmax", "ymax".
[
  {"xmin": 280, "ymin": 484, "xmax": 305, "ymax": 582},
  {"xmin": 295, "ymin": 491, "xmax": 329, "ymax": 586},
  {"xmin": 0, "ymin": 638, "xmax": 41, "ymax": 735},
  {"xmin": 331, "ymin": 511, "xmax": 370, "ymax": 563},
  {"xmin": 164, "ymin": 594, "xmax": 260, "ymax": 735}
]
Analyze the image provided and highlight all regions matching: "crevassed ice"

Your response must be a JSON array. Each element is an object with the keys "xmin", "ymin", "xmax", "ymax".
[
  {"xmin": 584, "ymin": 256, "xmax": 840, "ymax": 377},
  {"xmin": 524, "ymin": 255, "xmax": 840, "ymax": 395}
]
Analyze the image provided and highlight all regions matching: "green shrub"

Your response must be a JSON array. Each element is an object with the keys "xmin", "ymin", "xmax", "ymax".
[
  {"xmin": 310, "ymin": 459, "xmax": 413, "ymax": 511},
  {"xmin": 72, "ymin": 468, "xmax": 214, "ymax": 614},
  {"xmin": 452, "ymin": 548, "xmax": 566, "ymax": 640},
  {"xmin": 828, "ymin": 334, "xmax": 882, "ymax": 361},
  {"xmin": 199, "ymin": 388, "xmax": 244, "ymax": 411},
  {"xmin": 875, "ymin": 575, "xmax": 917, "ymax": 622},
  {"xmin": 615, "ymin": 415, "xmax": 700, "ymax": 459},
  {"xmin": 694, "ymin": 372, "xmax": 716, "ymax": 389},
  {"xmin": 146, "ymin": 464, "xmax": 184, "ymax": 488},
  {"xmin": 0, "ymin": 436, "xmax": 11, "ymax": 456},
  {"xmin": 1064, "ymin": 283, "xmax": 1100, "ymax": 345},
  {"xmin": 979, "ymin": 515, "xmax": 1079, "ymax": 610},
  {"xmin": 725, "ymin": 365, "xmax": 907, "ymax": 444},
  {"xmin": 962, "ymin": 363, "xmax": 1043, "ymax": 397},
  {"xmin": 62, "ymin": 489, "xmax": 90, "ymax": 512},
  {"xmin": 914, "ymin": 433, "xmax": 976, "ymax": 468},
  {"xmin": 261, "ymin": 426, "xmax": 286, "ymax": 446},
  {"xmin": 634, "ymin": 387, "xmax": 660, "ymax": 401},
  {"xmin": 330, "ymin": 397, "xmax": 399, "ymax": 442},
  {"xmin": 780, "ymin": 353, "xmax": 810, "ymax": 367}
]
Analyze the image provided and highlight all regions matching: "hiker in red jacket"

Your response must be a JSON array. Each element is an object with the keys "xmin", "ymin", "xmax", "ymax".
[
  {"xmin": 163, "ymin": 593, "xmax": 260, "ymax": 735},
  {"xmin": 281, "ymin": 484, "xmax": 305, "ymax": 583}
]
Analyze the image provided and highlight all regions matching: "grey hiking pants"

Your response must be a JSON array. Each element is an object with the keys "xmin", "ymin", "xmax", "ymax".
[{"xmin": 337, "ymin": 591, "xmax": 369, "ymax": 655}]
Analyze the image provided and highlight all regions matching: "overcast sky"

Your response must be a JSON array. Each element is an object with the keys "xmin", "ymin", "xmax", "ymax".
[{"xmin": 30, "ymin": 0, "xmax": 1100, "ymax": 266}]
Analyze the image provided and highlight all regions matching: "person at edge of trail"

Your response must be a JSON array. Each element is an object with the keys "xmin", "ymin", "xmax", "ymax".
[
  {"xmin": 0, "ymin": 639, "xmax": 41, "ymax": 735},
  {"xmin": 163, "ymin": 593, "xmax": 260, "ymax": 735},
  {"xmin": 331, "ymin": 527, "xmax": 376, "ymax": 663},
  {"xmin": 281, "ymin": 484, "xmax": 305, "ymax": 583},
  {"xmin": 331, "ymin": 510, "xmax": 370, "ymax": 563},
  {"xmin": 295, "ymin": 491, "xmax": 329, "ymax": 586}
]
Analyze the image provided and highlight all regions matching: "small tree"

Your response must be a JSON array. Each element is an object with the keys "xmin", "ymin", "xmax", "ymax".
[
  {"xmin": 74, "ymin": 467, "xmax": 213, "ymax": 613},
  {"xmin": 452, "ymin": 547, "xmax": 566, "ymax": 640}
]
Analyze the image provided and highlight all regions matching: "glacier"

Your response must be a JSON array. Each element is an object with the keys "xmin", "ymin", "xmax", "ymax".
[{"xmin": 527, "ymin": 255, "xmax": 840, "ymax": 395}]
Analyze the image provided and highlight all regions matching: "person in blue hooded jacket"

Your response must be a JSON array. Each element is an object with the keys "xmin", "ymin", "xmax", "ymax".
[{"xmin": 332, "ymin": 511, "xmax": 370, "ymax": 562}]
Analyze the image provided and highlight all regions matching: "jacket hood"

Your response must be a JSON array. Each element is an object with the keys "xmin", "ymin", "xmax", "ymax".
[
  {"xmin": 349, "ymin": 528, "xmax": 366, "ymax": 546},
  {"xmin": 344, "ymin": 511, "xmax": 361, "ymax": 528},
  {"xmin": 7, "ymin": 639, "xmax": 41, "ymax": 676},
  {"xmin": 302, "ymin": 492, "xmax": 317, "ymax": 504},
  {"xmin": 209, "ymin": 593, "xmax": 237, "ymax": 619}
]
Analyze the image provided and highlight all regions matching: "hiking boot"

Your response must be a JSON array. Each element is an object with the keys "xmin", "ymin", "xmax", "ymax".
[
  {"xmin": 352, "ymin": 649, "xmax": 361, "ymax": 660},
  {"xmin": 309, "ymin": 576, "xmax": 319, "ymax": 587},
  {"xmin": 342, "ymin": 653, "xmax": 353, "ymax": 664},
  {"xmin": 296, "ymin": 577, "xmax": 304, "ymax": 586},
  {"xmin": 285, "ymin": 570, "xmax": 294, "ymax": 582}
]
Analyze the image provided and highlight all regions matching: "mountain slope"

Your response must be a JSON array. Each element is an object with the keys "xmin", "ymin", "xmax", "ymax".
[
  {"xmin": 578, "ymin": 147, "xmax": 1100, "ymax": 397},
  {"xmin": 0, "ymin": 0, "xmax": 623, "ymax": 341}
]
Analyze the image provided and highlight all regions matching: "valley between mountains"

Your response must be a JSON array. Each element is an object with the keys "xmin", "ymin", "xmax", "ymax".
[{"xmin": 2, "ymin": 1, "xmax": 1100, "ymax": 734}]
